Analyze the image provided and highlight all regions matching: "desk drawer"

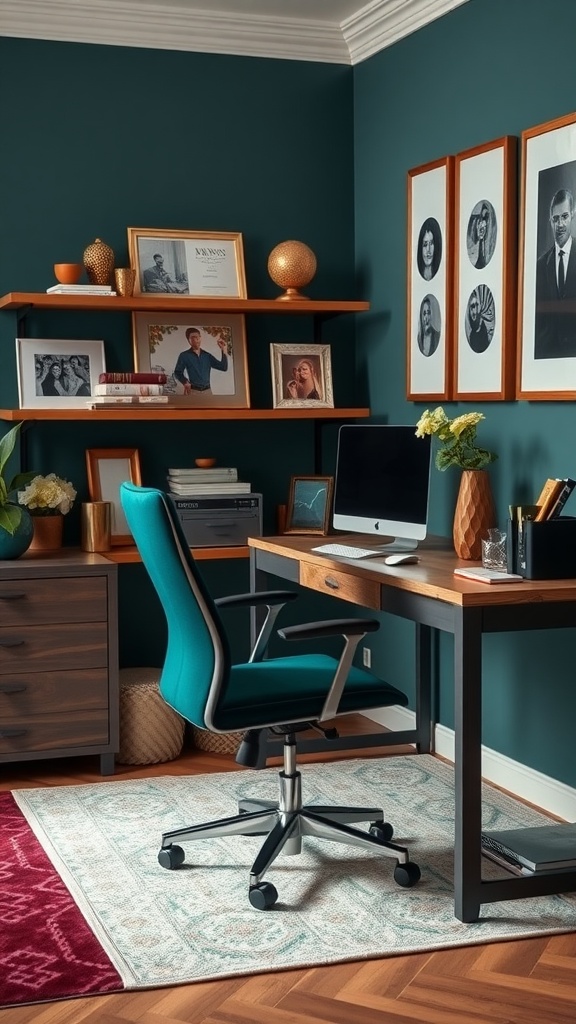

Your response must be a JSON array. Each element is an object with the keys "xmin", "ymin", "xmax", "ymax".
[
  {"xmin": 300, "ymin": 562, "xmax": 380, "ymax": 610},
  {"xmin": 0, "ymin": 577, "xmax": 107, "ymax": 626},
  {"xmin": 0, "ymin": 711, "xmax": 109, "ymax": 753},
  {"xmin": 0, "ymin": 669, "xmax": 108, "ymax": 716},
  {"xmin": 0, "ymin": 622, "xmax": 108, "ymax": 673}
]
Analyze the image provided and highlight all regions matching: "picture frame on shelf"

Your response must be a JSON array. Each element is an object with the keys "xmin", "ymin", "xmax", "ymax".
[
  {"xmin": 518, "ymin": 111, "xmax": 576, "ymax": 399},
  {"xmin": 127, "ymin": 227, "xmax": 247, "ymax": 299},
  {"xmin": 407, "ymin": 156, "xmax": 454, "ymax": 401},
  {"xmin": 285, "ymin": 476, "xmax": 334, "ymax": 535},
  {"xmin": 16, "ymin": 337, "xmax": 106, "ymax": 409},
  {"xmin": 454, "ymin": 135, "xmax": 517, "ymax": 400},
  {"xmin": 270, "ymin": 343, "xmax": 334, "ymax": 408},
  {"xmin": 85, "ymin": 447, "xmax": 142, "ymax": 546},
  {"xmin": 132, "ymin": 311, "xmax": 250, "ymax": 409}
]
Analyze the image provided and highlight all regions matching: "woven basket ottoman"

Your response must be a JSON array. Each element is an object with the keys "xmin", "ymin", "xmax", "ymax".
[
  {"xmin": 117, "ymin": 667, "xmax": 185, "ymax": 765},
  {"xmin": 190, "ymin": 725, "xmax": 244, "ymax": 755}
]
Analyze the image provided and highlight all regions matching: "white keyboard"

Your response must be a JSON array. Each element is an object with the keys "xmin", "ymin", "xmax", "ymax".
[{"xmin": 311, "ymin": 543, "xmax": 382, "ymax": 559}]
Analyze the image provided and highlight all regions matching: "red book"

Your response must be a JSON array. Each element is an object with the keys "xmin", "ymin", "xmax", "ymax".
[{"xmin": 98, "ymin": 372, "xmax": 167, "ymax": 384}]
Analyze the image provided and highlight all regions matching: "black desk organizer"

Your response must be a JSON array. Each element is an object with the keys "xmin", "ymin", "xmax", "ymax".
[{"xmin": 507, "ymin": 517, "xmax": 576, "ymax": 579}]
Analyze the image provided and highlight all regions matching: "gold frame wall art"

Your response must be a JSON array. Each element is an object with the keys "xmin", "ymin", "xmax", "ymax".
[
  {"xmin": 127, "ymin": 227, "xmax": 247, "ymax": 299},
  {"xmin": 85, "ymin": 447, "xmax": 142, "ymax": 546},
  {"xmin": 270, "ymin": 343, "xmax": 334, "ymax": 409},
  {"xmin": 454, "ymin": 135, "xmax": 517, "ymax": 400},
  {"xmin": 285, "ymin": 476, "xmax": 334, "ymax": 535}
]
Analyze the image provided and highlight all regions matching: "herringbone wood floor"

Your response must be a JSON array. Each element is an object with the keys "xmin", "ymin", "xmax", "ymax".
[{"xmin": 2, "ymin": 718, "xmax": 576, "ymax": 1024}]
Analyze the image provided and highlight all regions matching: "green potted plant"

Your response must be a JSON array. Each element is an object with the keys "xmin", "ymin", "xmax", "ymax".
[{"xmin": 0, "ymin": 423, "xmax": 37, "ymax": 558}]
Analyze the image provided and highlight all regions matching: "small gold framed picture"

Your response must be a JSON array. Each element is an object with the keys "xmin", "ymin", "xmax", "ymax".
[
  {"xmin": 270, "ymin": 343, "xmax": 334, "ymax": 409},
  {"xmin": 285, "ymin": 476, "xmax": 334, "ymax": 535},
  {"xmin": 127, "ymin": 227, "xmax": 247, "ymax": 299}
]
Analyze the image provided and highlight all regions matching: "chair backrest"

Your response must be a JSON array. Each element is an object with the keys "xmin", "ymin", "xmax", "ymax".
[{"xmin": 120, "ymin": 482, "xmax": 231, "ymax": 728}]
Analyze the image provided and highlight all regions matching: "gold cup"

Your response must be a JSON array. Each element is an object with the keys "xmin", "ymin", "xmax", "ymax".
[
  {"xmin": 114, "ymin": 267, "xmax": 136, "ymax": 297},
  {"xmin": 81, "ymin": 502, "xmax": 111, "ymax": 552}
]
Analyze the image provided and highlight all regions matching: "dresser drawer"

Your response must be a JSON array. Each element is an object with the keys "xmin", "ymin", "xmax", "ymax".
[
  {"xmin": 300, "ymin": 561, "xmax": 380, "ymax": 609},
  {"xmin": 0, "ymin": 577, "xmax": 107, "ymax": 626},
  {"xmin": 0, "ymin": 669, "xmax": 108, "ymax": 716},
  {"xmin": 0, "ymin": 622, "xmax": 108, "ymax": 674},
  {"xmin": 0, "ymin": 710, "xmax": 109, "ymax": 754}
]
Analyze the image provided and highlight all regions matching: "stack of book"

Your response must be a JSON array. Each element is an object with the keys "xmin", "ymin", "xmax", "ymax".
[
  {"xmin": 167, "ymin": 466, "xmax": 251, "ymax": 495},
  {"xmin": 47, "ymin": 283, "xmax": 116, "ymax": 296},
  {"xmin": 87, "ymin": 371, "xmax": 169, "ymax": 408},
  {"xmin": 533, "ymin": 477, "xmax": 576, "ymax": 520}
]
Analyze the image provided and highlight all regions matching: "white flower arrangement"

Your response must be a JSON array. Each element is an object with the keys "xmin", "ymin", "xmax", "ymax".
[{"xmin": 18, "ymin": 473, "xmax": 77, "ymax": 516}]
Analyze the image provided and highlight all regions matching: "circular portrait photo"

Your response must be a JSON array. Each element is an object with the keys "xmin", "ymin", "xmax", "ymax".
[
  {"xmin": 466, "ymin": 200, "xmax": 497, "ymax": 270},
  {"xmin": 417, "ymin": 294, "xmax": 441, "ymax": 357},
  {"xmin": 465, "ymin": 284, "xmax": 495, "ymax": 353},
  {"xmin": 417, "ymin": 217, "xmax": 442, "ymax": 281}
]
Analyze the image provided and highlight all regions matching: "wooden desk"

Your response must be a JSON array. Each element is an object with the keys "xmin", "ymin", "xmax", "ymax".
[{"xmin": 248, "ymin": 532, "xmax": 576, "ymax": 922}]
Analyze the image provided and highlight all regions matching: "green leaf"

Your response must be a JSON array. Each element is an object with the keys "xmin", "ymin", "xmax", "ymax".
[
  {"xmin": 0, "ymin": 503, "xmax": 22, "ymax": 536},
  {"xmin": 0, "ymin": 423, "xmax": 22, "ymax": 481}
]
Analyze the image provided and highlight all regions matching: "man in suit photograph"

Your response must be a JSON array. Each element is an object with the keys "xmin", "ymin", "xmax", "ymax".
[{"xmin": 535, "ymin": 187, "xmax": 576, "ymax": 359}]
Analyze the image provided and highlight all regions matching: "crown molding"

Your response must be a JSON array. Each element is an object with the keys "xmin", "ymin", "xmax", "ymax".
[{"xmin": 0, "ymin": 0, "xmax": 469, "ymax": 64}]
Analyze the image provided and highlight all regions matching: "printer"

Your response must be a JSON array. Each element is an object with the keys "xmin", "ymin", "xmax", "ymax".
[{"xmin": 168, "ymin": 493, "xmax": 263, "ymax": 547}]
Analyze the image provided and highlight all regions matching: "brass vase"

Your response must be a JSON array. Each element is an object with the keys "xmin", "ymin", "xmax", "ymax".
[
  {"xmin": 83, "ymin": 238, "xmax": 115, "ymax": 285},
  {"xmin": 453, "ymin": 470, "xmax": 496, "ymax": 560}
]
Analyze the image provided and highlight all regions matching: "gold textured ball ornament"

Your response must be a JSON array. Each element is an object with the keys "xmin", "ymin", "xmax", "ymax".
[
  {"xmin": 267, "ymin": 240, "xmax": 317, "ymax": 301},
  {"xmin": 83, "ymin": 237, "xmax": 115, "ymax": 286}
]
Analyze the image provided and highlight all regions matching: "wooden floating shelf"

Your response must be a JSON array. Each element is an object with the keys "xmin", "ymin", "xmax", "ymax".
[
  {"xmin": 0, "ymin": 293, "xmax": 370, "ymax": 315},
  {"xmin": 0, "ymin": 407, "xmax": 369, "ymax": 422}
]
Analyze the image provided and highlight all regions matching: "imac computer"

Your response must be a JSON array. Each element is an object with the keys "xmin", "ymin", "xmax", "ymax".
[{"xmin": 332, "ymin": 424, "xmax": 432, "ymax": 552}]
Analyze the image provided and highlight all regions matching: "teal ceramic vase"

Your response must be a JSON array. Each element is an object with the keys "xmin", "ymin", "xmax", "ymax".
[{"xmin": 0, "ymin": 505, "xmax": 34, "ymax": 559}]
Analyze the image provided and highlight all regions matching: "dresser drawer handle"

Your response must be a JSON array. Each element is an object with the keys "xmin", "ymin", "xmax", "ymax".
[
  {"xmin": 0, "ymin": 592, "xmax": 25, "ymax": 600},
  {"xmin": 0, "ymin": 639, "xmax": 25, "ymax": 648},
  {"xmin": 0, "ymin": 728, "xmax": 27, "ymax": 738},
  {"xmin": 324, "ymin": 577, "xmax": 340, "ymax": 590},
  {"xmin": 0, "ymin": 684, "xmax": 27, "ymax": 694}
]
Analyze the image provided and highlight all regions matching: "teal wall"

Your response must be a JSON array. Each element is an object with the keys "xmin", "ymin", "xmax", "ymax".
[{"xmin": 353, "ymin": 0, "xmax": 576, "ymax": 784}]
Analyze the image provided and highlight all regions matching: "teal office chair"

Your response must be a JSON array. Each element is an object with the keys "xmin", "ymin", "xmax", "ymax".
[{"xmin": 120, "ymin": 482, "xmax": 421, "ymax": 909}]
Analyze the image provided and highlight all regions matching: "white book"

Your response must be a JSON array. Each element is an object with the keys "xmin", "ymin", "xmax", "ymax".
[
  {"xmin": 94, "ymin": 383, "xmax": 165, "ymax": 396},
  {"xmin": 168, "ymin": 467, "xmax": 238, "ymax": 479},
  {"xmin": 168, "ymin": 481, "xmax": 251, "ymax": 495},
  {"xmin": 47, "ymin": 284, "xmax": 114, "ymax": 294},
  {"xmin": 167, "ymin": 468, "xmax": 238, "ymax": 483},
  {"xmin": 87, "ymin": 395, "xmax": 169, "ymax": 406}
]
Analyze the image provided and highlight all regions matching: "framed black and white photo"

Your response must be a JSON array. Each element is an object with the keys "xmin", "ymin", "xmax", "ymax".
[
  {"xmin": 407, "ymin": 156, "xmax": 454, "ymax": 401},
  {"xmin": 285, "ymin": 476, "xmax": 333, "ymax": 535},
  {"xmin": 132, "ymin": 312, "xmax": 250, "ymax": 409},
  {"xmin": 270, "ymin": 343, "xmax": 334, "ymax": 408},
  {"xmin": 86, "ymin": 447, "xmax": 141, "ymax": 546},
  {"xmin": 454, "ymin": 135, "xmax": 517, "ymax": 400},
  {"xmin": 16, "ymin": 337, "xmax": 106, "ymax": 409},
  {"xmin": 518, "ymin": 111, "xmax": 576, "ymax": 399},
  {"xmin": 127, "ymin": 227, "xmax": 247, "ymax": 299}
]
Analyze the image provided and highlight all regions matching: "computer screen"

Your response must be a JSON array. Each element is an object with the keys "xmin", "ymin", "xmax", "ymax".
[{"xmin": 332, "ymin": 424, "xmax": 432, "ymax": 551}]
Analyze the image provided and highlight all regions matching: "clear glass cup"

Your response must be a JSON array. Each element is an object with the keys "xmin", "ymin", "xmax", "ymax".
[{"xmin": 481, "ymin": 528, "xmax": 508, "ymax": 571}]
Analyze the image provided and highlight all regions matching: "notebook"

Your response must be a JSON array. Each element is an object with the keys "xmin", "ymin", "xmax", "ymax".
[{"xmin": 481, "ymin": 822, "xmax": 576, "ymax": 872}]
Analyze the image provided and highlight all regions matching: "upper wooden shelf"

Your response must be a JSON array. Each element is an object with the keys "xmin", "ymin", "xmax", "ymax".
[
  {"xmin": 0, "ymin": 406, "xmax": 369, "ymax": 422},
  {"xmin": 0, "ymin": 293, "xmax": 370, "ymax": 315}
]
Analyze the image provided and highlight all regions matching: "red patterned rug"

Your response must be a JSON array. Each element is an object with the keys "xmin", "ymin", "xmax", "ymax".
[{"xmin": 0, "ymin": 792, "xmax": 123, "ymax": 1007}]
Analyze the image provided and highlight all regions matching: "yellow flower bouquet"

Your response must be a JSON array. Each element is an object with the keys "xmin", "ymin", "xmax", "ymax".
[
  {"xmin": 415, "ymin": 406, "xmax": 497, "ymax": 472},
  {"xmin": 18, "ymin": 473, "xmax": 76, "ymax": 516}
]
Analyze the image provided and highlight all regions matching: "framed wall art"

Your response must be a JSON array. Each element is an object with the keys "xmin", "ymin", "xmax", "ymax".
[
  {"xmin": 132, "ymin": 312, "xmax": 250, "ymax": 409},
  {"xmin": 407, "ymin": 155, "xmax": 454, "ymax": 401},
  {"xmin": 454, "ymin": 135, "xmax": 517, "ymax": 400},
  {"xmin": 16, "ymin": 338, "xmax": 106, "ymax": 409},
  {"xmin": 85, "ymin": 447, "xmax": 142, "ymax": 546},
  {"xmin": 270, "ymin": 343, "xmax": 334, "ymax": 408},
  {"xmin": 518, "ymin": 111, "xmax": 576, "ymax": 399},
  {"xmin": 127, "ymin": 227, "xmax": 247, "ymax": 299},
  {"xmin": 285, "ymin": 476, "xmax": 334, "ymax": 535}
]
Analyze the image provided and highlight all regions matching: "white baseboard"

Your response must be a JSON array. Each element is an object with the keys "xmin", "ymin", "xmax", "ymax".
[{"xmin": 366, "ymin": 707, "xmax": 576, "ymax": 822}]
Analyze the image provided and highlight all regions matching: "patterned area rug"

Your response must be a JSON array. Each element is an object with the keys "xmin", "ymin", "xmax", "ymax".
[{"xmin": 5, "ymin": 755, "xmax": 576, "ymax": 1007}]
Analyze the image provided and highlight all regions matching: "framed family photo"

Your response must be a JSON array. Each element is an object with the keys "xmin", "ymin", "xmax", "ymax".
[
  {"xmin": 16, "ymin": 338, "xmax": 106, "ymax": 409},
  {"xmin": 285, "ymin": 476, "xmax": 334, "ymax": 535},
  {"xmin": 132, "ymin": 312, "xmax": 250, "ymax": 409},
  {"xmin": 85, "ymin": 447, "xmax": 142, "ymax": 546},
  {"xmin": 518, "ymin": 111, "xmax": 576, "ymax": 399},
  {"xmin": 270, "ymin": 343, "xmax": 334, "ymax": 408},
  {"xmin": 127, "ymin": 227, "xmax": 247, "ymax": 299},
  {"xmin": 454, "ymin": 135, "xmax": 517, "ymax": 400},
  {"xmin": 407, "ymin": 156, "xmax": 454, "ymax": 401}
]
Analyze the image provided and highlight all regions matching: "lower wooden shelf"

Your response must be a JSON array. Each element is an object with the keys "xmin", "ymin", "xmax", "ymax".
[
  {"xmin": 106, "ymin": 544, "xmax": 248, "ymax": 563},
  {"xmin": 0, "ymin": 407, "xmax": 369, "ymax": 422}
]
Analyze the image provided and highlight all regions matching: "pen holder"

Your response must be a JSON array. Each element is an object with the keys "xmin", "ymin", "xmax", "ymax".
[{"xmin": 507, "ymin": 517, "xmax": 576, "ymax": 579}]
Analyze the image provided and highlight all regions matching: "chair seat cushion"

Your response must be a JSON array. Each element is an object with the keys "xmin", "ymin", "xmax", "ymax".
[{"xmin": 212, "ymin": 654, "xmax": 408, "ymax": 730}]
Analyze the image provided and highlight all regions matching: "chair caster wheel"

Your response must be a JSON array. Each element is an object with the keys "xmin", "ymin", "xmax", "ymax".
[
  {"xmin": 369, "ymin": 821, "xmax": 394, "ymax": 842},
  {"xmin": 249, "ymin": 882, "xmax": 278, "ymax": 910},
  {"xmin": 158, "ymin": 845, "xmax": 185, "ymax": 870},
  {"xmin": 394, "ymin": 861, "xmax": 421, "ymax": 888}
]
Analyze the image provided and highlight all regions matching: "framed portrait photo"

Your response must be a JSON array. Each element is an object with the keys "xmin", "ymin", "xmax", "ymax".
[
  {"xmin": 16, "ymin": 337, "xmax": 106, "ymax": 409},
  {"xmin": 454, "ymin": 135, "xmax": 517, "ymax": 400},
  {"xmin": 407, "ymin": 156, "xmax": 454, "ymax": 401},
  {"xmin": 285, "ymin": 476, "xmax": 333, "ymax": 535},
  {"xmin": 270, "ymin": 343, "xmax": 334, "ymax": 409},
  {"xmin": 132, "ymin": 312, "xmax": 250, "ymax": 409},
  {"xmin": 518, "ymin": 111, "xmax": 576, "ymax": 399},
  {"xmin": 127, "ymin": 227, "xmax": 247, "ymax": 299},
  {"xmin": 86, "ymin": 447, "xmax": 141, "ymax": 546}
]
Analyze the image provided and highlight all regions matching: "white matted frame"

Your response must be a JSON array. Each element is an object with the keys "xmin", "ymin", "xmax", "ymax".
[
  {"xmin": 85, "ymin": 448, "xmax": 142, "ymax": 546},
  {"xmin": 16, "ymin": 338, "xmax": 105, "ymax": 409},
  {"xmin": 454, "ymin": 136, "xmax": 517, "ymax": 400},
  {"xmin": 518, "ymin": 111, "xmax": 576, "ymax": 399},
  {"xmin": 285, "ymin": 476, "xmax": 334, "ymax": 535},
  {"xmin": 132, "ymin": 312, "xmax": 250, "ymax": 409},
  {"xmin": 127, "ymin": 227, "xmax": 247, "ymax": 299},
  {"xmin": 270, "ymin": 343, "xmax": 334, "ymax": 409},
  {"xmin": 407, "ymin": 156, "xmax": 454, "ymax": 401}
]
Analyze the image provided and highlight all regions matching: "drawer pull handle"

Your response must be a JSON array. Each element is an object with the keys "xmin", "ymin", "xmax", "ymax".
[
  {"xmin": 0, "ymin": 728, "xmax": 27, "ymax": 738},
  {"xmin": 324, "ymin": 577, "xmax": 340, "ymax": 590},
  {"xmin": 0, "ymin": 684, "xmax": 27, "ymax": 694},
  {"xmin": 0, "ymin": 639, "xmax": 25, "ymax": 648},
  {"xmin": 0, "ymin": 592, "xmax": 25, "ymax": 600}
]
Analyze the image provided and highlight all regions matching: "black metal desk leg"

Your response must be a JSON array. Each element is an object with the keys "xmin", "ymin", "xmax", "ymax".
[
  {"xmin": 453, "ymin": 606, "xmax": 483, "ymax": 923},
  {"xmin": 415, "ymin": 623, "xmax": 433, "ymax": 753},
  {"xmin": 249, "ymin": 548, "xmax": 267, "ymax": 651}
]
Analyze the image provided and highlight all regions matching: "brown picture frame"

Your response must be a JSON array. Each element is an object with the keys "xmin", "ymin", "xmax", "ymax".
[
  {"xmin": 85, "ymin": 447, "xmax": 142, "ymax": 546},
  {"xmin": 285, "ymin": 476, "xmax": 333, "ymax": 535},
  {"xmin": 127, "ymin": 227, "xmax": 247, "ymax": 299}
]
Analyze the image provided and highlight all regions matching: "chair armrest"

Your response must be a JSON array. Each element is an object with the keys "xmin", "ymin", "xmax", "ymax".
[
  {"xmin": 215, "ymin": 590, "xmax": 298, "ymax": 610},
  {"xmin": 278, "ymin": 618, "xmax": 379, "ymax": 642}
]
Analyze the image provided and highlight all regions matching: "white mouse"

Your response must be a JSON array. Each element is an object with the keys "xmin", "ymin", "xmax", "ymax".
[{"xmin": 384, "ymin": 553, "xmax": 420, "ymax": 566}]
